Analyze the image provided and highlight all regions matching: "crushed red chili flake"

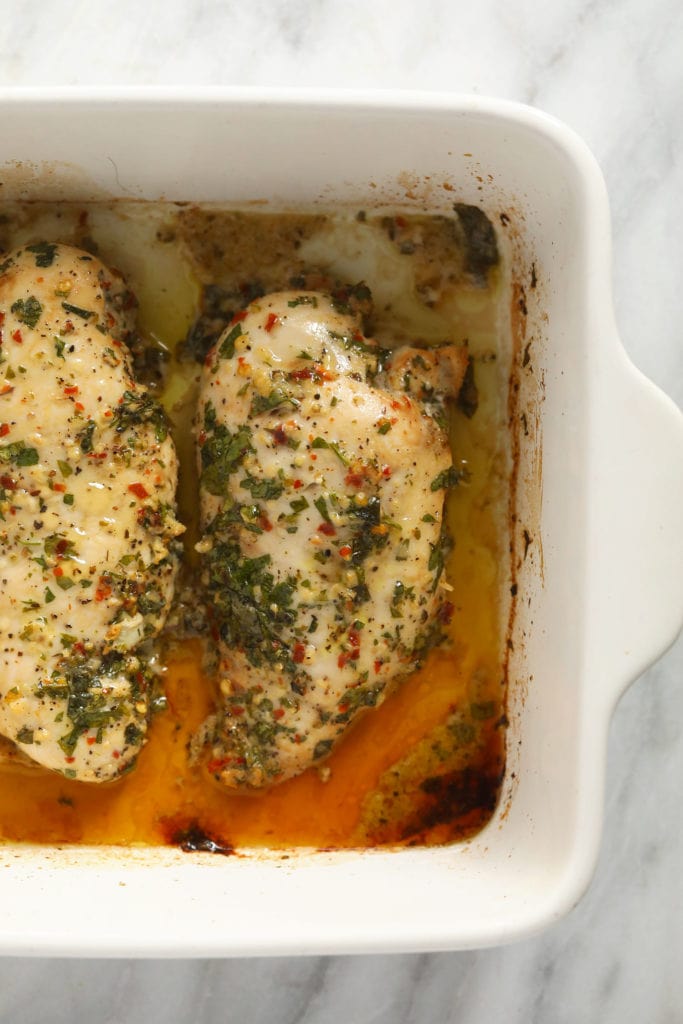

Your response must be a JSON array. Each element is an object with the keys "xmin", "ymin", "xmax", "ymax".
[
  {"xmin": 273, "ymin": 708, "xmax": 285, "ymax": 720},
  {"xmin": 0, "ymin": 423, "xmax": 9, "ymax": 437},
  {"xmin": 63, "ymin": 385, "xmax": 79, "ymax": 396},
  {"xmin": 269, "ymin": 425, "xmax": 289, "ymax": 445},
  {"xmin": 292, "ymin": 642, "xmax": 306, "ymax": 664},
  {"xmin": 292, "ymin": 478, "xmax": 304, "ymax": 489},
  {"xmin": 127, "ymin": 482, "xmax": 149, "ymax": 499},
  {"xmin": 348, "ymin": 628, "xmax": 361, "ymax": 649},
  {"xmin": 53, "ymin": 566, "xmax": 64, "ymax": 578},
  {"xmin": 374, "ymin": 659, "xmax": 383, "ymax": 674},
  {"xmin": 11, "ymin": 329, "xmax": 22, "ymax": 344},
  {"xmin": 0, "ymin": 384, "xmax": 14, "ymax": 396},
  {"xmin": 0, "ymin": 474, "xmax": 16, "ymax": 490},
  {"xmin": 229, "ymin": 706, "xmax": 245, "ymax": 717},
  {"xmin": 339, "ymin": 545, "xmax": 352, "ymax": 559},
  {"xmin": 338, "ymin": 649, "xmax": 360, "ymax": 669},
  {"xmin": 264, "ymin": 312, "xmax": 279, "ymax": 332},
  {"xmin": 230, "ymin": 309, "xmax": 248, "ymax": 324},
  {"xmin": 318, "ymin": 521, "xmax": 336, "ymax": 536}
]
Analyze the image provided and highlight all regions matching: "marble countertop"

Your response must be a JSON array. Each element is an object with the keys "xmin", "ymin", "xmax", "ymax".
[{"xmin": 0, "ymin": 1, "xmax": 681, "ymax": 1021}]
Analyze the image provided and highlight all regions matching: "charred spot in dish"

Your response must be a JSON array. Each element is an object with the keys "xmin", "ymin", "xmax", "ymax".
[
  {"xmin": 452, "ymin": 203, "xmax": 500, "ymax": 283},
  {"xmin": 166, "ymin": 818, "xmax": 236, "ymax": 856}
]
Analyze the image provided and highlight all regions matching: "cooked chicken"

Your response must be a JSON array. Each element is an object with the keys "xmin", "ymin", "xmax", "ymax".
[
  {"xmin": 0, "ymin": 243, "xmax": 183, "ymax": 781},
  {"xmin": 196, "ymin": 289, "xmax": 467, "ymax": 788}
]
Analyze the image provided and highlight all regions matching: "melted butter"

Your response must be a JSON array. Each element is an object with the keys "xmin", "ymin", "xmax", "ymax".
[{"xmin": 0, "ymin": 203, "xmax": 510, "ymax": 849}]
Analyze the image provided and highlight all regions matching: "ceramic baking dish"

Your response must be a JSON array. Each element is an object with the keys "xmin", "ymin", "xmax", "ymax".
[{"xmin": 0, "ymin": 89, "xmax": 681, "ymax": 957}]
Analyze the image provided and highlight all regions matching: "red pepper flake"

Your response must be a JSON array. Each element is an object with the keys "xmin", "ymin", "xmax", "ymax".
[
  {"xmin": 112, "ymin": 750, "xmax": 120, "ymax": 759},
  {"xmin": 87, "ymin": 736, "xmax": 97, "ymax": 746},
  {"xmin": 290, "ymin": 364, "xmax": 335, "ymax": 382},
  {"xmin": 264, "ymin": 312, "xmax": 279, "ymax": 332},
  {"xmin": 292, "ymin": 478, "xmax": 304, "ymax": 489},
  {"xmin": 0, "ymin": 384, "xmax": 14, "ymax": 397},
  {"xmin": 337, "ymin": 649, "xmax": 360, "ymax": 669},
  {"xmin": 344, "ymin": 464, "xmax": 370, "ymax": 488},
  {"xmin": 381, "ymin": 465, "xmax": 392, "ymax": 478},
  {"xmin": 95, "ymin": 580, "xmax": 112, "ymax": 601},
  {"xmin": 63, "ymin": 385, "xmax": 79, "ymax": 396},
  {"xmin": 230, "ymin": 309, "xmax": 248, "ymax": 324},
  {"xmin": 87, "ymin": 451, "xmax": 107, "ymax": 459},
  {"xmin": 269, "ymin": 425, "xmax": 288, "ymax": 446},
  {"xmin": 273, "ymin": 708, "xmax": 285, "ymax": 720},
  {"xmin": 0, "ymin": 423, "xmax": 9, "ymax": 437},
  {"xmin": 207, "ymin": 757, "xmax": 231, "ymax": 773},
  {"xmin": 53, "ymin": 566, "xmax": 64, "ymax": 578},
  {"xmin": 348, "ymin": 628, "xmax": 361, "ymax": 649},
  {"xmin": 127, "ymin": 482, "xmax": 149, "ymax": 500},
  {"xmin": 65, "ymin": 756, "xmax": 76, "ymax": 764},
  {"xmin": 318, "ymin": 521, "xmax": 336, "ymax": 537},
  {"xmin": 229, "ymin": 706, "xmax": 245, "ymax": 717},
  {"xmin": 259, "ymin": 515, "xmax": 273, "ymax": 532},
  {"xmin": 0, "ymin": 475, "xmax": 16, "ymax": 490},
  {"xmin": 11, "ymin": 329, "xmax": 22, "ymax": 344},
  {"xmin": 292, "ymin": 642, "xmax": 306, "ymax": 664},
  {"xmin": 63, "ymin": 320, "xmax": 74, "ymax": 334},
  {"xmin": 73, "ymin": 642, "xmax": 86, "ymax": 656},
  {"xmin": 52, "ymin": 482, "xmax": 66, "ymax": 493},
  {"xmin": 374, "ymin": 659, "xmax": 383, "ymax": 674},
  {"xmin": 339, "ymin": 545, "xmax": 352, "ymax": 559},
  {"xmin": 55, "ymin": 539, "xmax": 69, "ymax": 556},
  {"xmin": 74, "ymin": 402, "xmax": 85, "ymax": 412},
  {"xmin": 197, "ymin": 430, "xmax": 207, "ymax": 446}
]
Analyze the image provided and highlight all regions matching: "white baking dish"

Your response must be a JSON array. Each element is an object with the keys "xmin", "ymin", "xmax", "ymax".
[{"xmin": 0, "ymin": 89, "xmax": 681, "ymax": 957}]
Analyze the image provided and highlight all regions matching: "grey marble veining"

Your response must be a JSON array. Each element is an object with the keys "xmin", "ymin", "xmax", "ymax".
[{"xmin": 0, "ymin": 0, "xmax": 681, "ymax": 1021}]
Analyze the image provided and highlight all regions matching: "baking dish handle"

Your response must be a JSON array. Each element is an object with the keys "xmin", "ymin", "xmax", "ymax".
[{"xmin": 589, "ymin": 346, "xmax": 683, "ymax": 709}]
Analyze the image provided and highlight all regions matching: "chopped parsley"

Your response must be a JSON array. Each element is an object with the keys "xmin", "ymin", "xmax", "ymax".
[
  {"xmin": 61, "ymin": 301, "xmax": 93, "ymax": 321},
  {"xmin": 219, "ymin": 323, "xmax": 242, "ymax": 360},
  {"xmin": 26, "ymin": 242, "xmax": 58, "ymax": 268},
  {"xmin": 249, "ymin": 388, "xmax": 300, "ymax": 416},
  {"xmin": 113, "ymin": 390, "xmax": 169, "ymax": 443},
  {"xmin": 11, "ymin": 296, "xmax": 43, "ymax": 329},
  {"xmin": 0, "ymin": 440, "xmax": 39, "ymax": 466},
  {"xmin": 200, "ymin": 420, "xmax": 254, "ymax": 497}
]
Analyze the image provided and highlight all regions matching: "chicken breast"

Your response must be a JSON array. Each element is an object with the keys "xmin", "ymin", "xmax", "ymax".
[
  {"xmin": 196, "ymin": 289, "xmax": 467, "ymax": 788},
  {"xmin": 0, "ymin": 243, "xmax": 183, "ymax": 781}
]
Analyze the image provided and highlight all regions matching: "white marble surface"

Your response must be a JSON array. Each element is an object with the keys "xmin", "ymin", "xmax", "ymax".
[{"xmin": 0, "ymin": 0, "xmax": 681, "ymax": 1021}]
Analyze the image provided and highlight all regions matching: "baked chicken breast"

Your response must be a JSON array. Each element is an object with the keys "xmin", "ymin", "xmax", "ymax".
[
  {"xmin": 196, "ymin": 289, "xmax": 467, "ymax": 788},
  {"xmin": 0, "ymin": 243, "xmax": 183, "ymax": 781}
]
